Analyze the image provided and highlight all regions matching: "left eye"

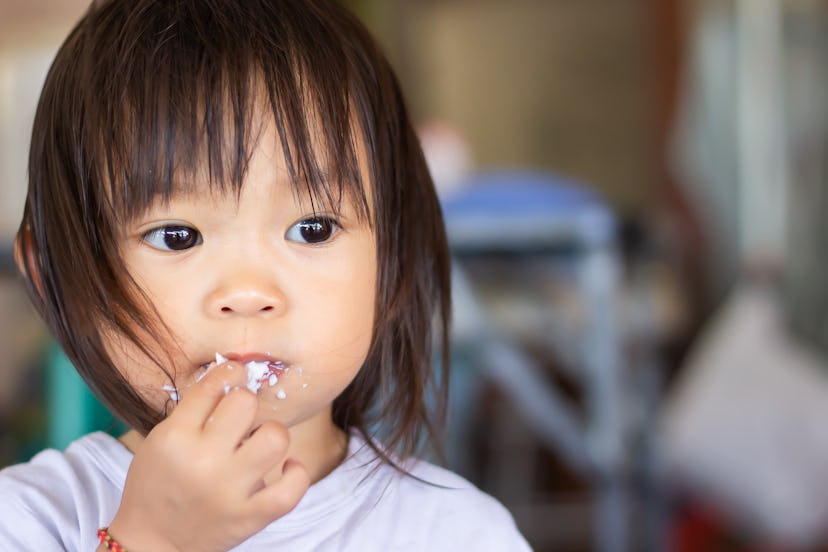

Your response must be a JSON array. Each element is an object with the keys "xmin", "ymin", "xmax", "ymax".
[
  {"xmin": 285, "ymin": 217, "xmax": 339, "ymax": 244},
  {"xmin": 142, "ymin": 226, "xmax": 202, "ymax": 251}
]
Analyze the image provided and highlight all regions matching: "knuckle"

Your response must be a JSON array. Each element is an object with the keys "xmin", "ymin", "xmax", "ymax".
[
  {"xmin": 254, "ymin": 423, "xmax": 289, "ymax": 452},
  {"xmin": 267, "ymin": 488, "xmax": 296, "ymax": 514},
  {"xmin": 187, "ymin": 453, "xmax": 218, "ymax": 481},
  {"xmin": 225, "ymin": 387, "xmax": 257, "ymax": 410},
  {"xmin": 221, "ymin": 386, "xmax": 257, "ymax": 409},
  {"xmin": 287, "ymin": 460, "xmax": 311, "ymax": 489}
]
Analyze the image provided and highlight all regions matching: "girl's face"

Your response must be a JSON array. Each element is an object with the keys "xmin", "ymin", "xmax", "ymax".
[{"xmin": 110, "ymin": 123, "xmax": 377, "ymax": 433}]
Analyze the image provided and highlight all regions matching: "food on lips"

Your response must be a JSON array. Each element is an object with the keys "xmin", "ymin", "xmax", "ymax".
[{"xmin": 163, "ymin": 353, "xmax": 288, "ymax": 401}]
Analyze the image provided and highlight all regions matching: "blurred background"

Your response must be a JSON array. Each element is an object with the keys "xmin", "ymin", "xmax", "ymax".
[{"xmin": 2, "ymin": 0, "xmax": 828, "ymax": 550}]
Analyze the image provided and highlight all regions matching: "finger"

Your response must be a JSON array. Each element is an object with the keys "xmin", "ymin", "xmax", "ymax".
[
  {"xmin": 202, "ymin": 386, "xmax": 260, "ymax": 448},
  {"xmin": 173, "ymin": 361, "xmax": 248, "ymax": 427},
  {"xmin": 248, "ymin": 458, "xmax": 310, "ymax": 518},
  {"xmin": 234, "ymin": 422, "xmax": 290, "ymax": 488}
]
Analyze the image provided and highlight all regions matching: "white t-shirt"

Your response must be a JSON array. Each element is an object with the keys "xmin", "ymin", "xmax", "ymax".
[{"xmin": 0, "ymin": 432, "xmax": 532, "ymax": 551}]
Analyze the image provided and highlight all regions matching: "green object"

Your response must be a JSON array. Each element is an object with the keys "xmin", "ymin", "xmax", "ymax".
[{"xmin": 46, "ymin": 344, "xmax": 123, "ymax": 450}]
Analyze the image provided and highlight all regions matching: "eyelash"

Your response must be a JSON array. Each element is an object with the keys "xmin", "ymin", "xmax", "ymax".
[{"xmin": 140, "ymin": 216, "xmax": 341, "ymax": 252}]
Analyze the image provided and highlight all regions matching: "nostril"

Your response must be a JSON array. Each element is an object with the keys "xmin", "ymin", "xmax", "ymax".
[
  {"xmin": 213, "ymin": 293, "xmax": 281, "ymax": 316},
  {"xmin": 218, "ymin": 305, "xmax": 275, "ymax": 314}
]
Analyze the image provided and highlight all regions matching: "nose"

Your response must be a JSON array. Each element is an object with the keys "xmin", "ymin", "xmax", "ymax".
[{"xmin": 205, "ymin": 276, "xmax": 286, "ymax": 318}]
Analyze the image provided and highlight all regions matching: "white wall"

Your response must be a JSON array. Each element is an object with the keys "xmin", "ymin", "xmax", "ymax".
[
  {"xmin": 0, "ymin": 2, "xmax": 89, "ymax": 244},
  {"xmin": 0, "ymin": 45, "xmax": 55, "ymax": 242}
]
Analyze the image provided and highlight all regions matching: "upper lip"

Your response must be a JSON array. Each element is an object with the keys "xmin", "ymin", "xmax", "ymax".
[{"xmin": 222, "ymin": 352, "xmax": 283, "ymax": 364}]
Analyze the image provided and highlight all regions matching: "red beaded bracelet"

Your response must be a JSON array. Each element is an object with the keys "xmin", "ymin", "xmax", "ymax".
[{"xmin": 97, "ymin": 527, "xmax": 127, "ymax": 552}]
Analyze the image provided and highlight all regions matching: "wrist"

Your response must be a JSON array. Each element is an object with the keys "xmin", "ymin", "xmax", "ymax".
[
  {"xmin": 106, "ymin": 518, "xmax": 178, "ymax": 552},
  {"xmin": 98, "ymin": 527, "xmax": 128, "ymax": 551}
]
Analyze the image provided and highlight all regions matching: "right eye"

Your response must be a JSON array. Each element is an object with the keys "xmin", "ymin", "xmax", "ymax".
[{"xmin": 141, "ymin": 226, "xmax": 202, "ymax": 251}]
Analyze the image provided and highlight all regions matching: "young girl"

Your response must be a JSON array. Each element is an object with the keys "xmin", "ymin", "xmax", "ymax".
[{"xmin": 0, "ymin": 0, "xmax": 531, "ymax": 550}]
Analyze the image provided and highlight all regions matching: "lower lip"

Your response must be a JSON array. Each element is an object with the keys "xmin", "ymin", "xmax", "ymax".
[{"xmin": 196, "ymin": 358, "xmax": 287, "ymax": 393}]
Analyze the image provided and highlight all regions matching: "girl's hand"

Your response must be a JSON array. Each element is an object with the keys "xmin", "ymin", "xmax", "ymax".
[{"xmin": 105, "ymin": 362, "xmax": 310, "ymax": 552}]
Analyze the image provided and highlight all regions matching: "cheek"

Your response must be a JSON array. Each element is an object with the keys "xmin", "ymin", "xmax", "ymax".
[
  {"xmin": 341, "ymin": 272, "xmax": 376, "ymax": 346},
  {"xmin": 309, "ymin": 290, "xmax": 375, "ymax": 370},
  {"xmin": 303, "ymin": 255, "xmax": 376, "ymax": 372},
  {"xmin": 137, "ymin": 279, "xmax": 190, "ymax": 326},
  {"xmin": 100, "ymin": 330, "xmax": 174, "ymax": 411},
  {"xmin": 340, "ymin": 254, "xmax": 376, "ymax": 337}
]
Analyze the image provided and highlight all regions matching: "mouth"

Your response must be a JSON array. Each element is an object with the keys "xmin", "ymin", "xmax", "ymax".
[{"xmin": 197, "ymin": 352, "xmax": 288, "ymax": 393}]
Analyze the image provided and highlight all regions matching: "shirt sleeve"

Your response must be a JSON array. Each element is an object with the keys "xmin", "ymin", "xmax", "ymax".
[
  {"xmin": 0, "ymin": 451, "xmax": 88, "ymax": 551},
  {"xmin": 0, "ymin": 494, "xmax": 70, "ymax": 550},
  {"xmin": 450, "ymin": 493, "xmax": 534, "ymax": 551},
  {"xmin": 397, "ymin": 459, "xmax": 535, "ymax": 551}
]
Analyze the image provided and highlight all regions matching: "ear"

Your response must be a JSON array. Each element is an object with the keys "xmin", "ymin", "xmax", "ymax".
[{"xmin": 14, "ymin": 227, "xmax": 44, "ymax": 297}]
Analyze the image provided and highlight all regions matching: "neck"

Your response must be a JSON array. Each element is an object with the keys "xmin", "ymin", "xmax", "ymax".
[
  {"xmin": 287, "ymin": 410, "xmax": 349, "ymax": 482},
  {"xmin": 118, "ymin": 409, "xmax": 348, "ymax": 484}
]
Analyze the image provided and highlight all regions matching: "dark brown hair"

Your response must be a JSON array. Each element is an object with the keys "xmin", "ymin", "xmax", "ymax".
[{"xmin": 17, "ymin": 0, "xmax": 451, "ymax": 461}]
